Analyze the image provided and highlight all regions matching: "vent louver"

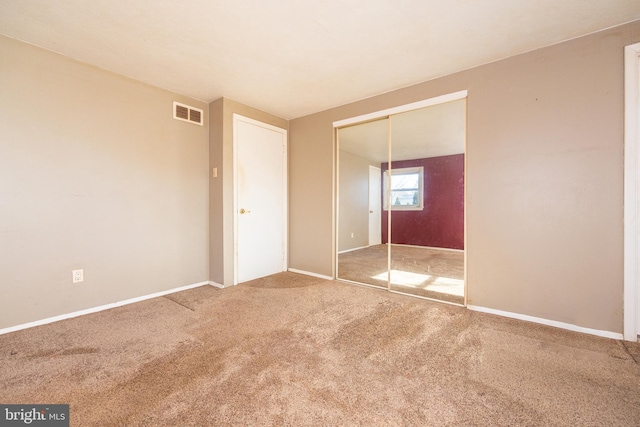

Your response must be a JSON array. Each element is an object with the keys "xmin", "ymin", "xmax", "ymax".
[
  {"xmin": 173, "ymin": 102, "xmax": 203, "ymax": 126},
  {"xmin": 189, "ymin": 109, "xmax": 201, "ymax": 123}
]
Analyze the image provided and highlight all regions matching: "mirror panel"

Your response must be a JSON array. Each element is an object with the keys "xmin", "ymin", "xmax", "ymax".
[
  {"xmin": 337, "ymin": 118, "xmax": 389, "ymax": 288},
  {"xmin": 388, "ymin": 100, "xmax": 466, "ymax": 304},
  {"xmin": 336, "ymin": 96, "xmax": 466, "ymax": 305}
]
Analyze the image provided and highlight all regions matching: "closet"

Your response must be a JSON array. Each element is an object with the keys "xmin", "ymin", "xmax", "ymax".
[{"xmin": 335, "ymin": 93, "xmax": 467, "ymax": 305}]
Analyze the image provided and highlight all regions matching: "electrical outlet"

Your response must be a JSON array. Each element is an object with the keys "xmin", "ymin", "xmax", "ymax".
[
  {"xmin": 351, "ymin": 232, "xmax": 354, "ymax": 238},
  {"xmin": 72, "ymin": 269, "xmax": 84, "ymax": 283}
]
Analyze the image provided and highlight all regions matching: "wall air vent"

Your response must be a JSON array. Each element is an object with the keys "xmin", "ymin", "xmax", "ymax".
[{"xmin": 173, "ymin": 101, "xmax": 203, "ymax": 126}]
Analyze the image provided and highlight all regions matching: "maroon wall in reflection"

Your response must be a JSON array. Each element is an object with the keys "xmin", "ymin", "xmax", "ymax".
[{"xmin": 381, "ymin": 154, "xmax": 464, "ymax": 250}]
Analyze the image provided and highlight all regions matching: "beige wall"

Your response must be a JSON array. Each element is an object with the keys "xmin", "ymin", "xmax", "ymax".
[
  {"xmin": 0, "ymin": 36, "xmax": 210, "ymax": 329},
  {"xmin": 4, "ymin": 19, "xmax": 639, "ymax": 335},
  {"xmin": 208, "ymin": 98, "xmax": 288, "ymax": 287},
  {"xmin": 338, "ymin": 150, "xmax": 370, "ymax": 252},
  {"xmin": 289, "ymin": 20, "xmax": 640, "ymax": 333}
]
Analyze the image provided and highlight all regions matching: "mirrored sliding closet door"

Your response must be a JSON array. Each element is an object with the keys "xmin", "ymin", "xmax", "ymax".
[
  {"xmin": 336, "ymin": 95, "xmax": 466, "ymax": 306},
  {"xmin": 336, "ymin": 118, "xmax": 390, "ymax": 289}
]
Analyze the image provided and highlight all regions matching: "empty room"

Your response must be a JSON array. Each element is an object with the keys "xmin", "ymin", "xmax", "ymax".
[{"xmin": 2, "ymin": 1, "xmax": 640, "ymax": 425}]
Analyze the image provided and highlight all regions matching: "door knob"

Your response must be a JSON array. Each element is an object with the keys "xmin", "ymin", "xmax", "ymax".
[{"xmin": 240, "ymin": 208, "xmax": 251, "ymax": 214}]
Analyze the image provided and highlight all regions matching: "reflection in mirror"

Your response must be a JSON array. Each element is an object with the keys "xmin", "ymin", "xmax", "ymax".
[
  {"xmin": 337, "ymin": 118, "xmax": 389, "ymax": 289},
  {"xmin": 388, "ymin": 99, "xmax": 466, "ymax": 304}
]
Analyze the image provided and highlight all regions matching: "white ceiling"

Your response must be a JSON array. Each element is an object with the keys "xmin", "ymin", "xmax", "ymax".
[
  {"xmin": 1, "ymin": 1, "xmax": 639, "ymax": 120},
  {"xmin": 339, "ymin": 99, "xmax": 466, "ymax": 163}
]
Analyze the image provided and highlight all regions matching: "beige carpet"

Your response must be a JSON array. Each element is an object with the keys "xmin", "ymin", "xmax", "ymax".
[
  {"xmin": 339, "ymin": 244, "xmax": 464, "ymax": 304},
  {"xmin": 1, "ymin": 272, "xmax": 639, "ymax": 426}
]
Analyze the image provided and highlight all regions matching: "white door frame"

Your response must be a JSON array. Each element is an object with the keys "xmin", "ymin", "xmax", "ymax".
[
  {"xmin": 233, "ymin": 114, "xmax": 288, "ymax": 285},
  {"xmin": 624, "ymin": 43, "xmax": 640, "ymax": 341}
]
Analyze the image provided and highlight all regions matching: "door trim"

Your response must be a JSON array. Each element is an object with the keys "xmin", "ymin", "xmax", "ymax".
[
  {"xmin": 333, "ymin": 90, "xmax": 468, "ymax": 128},
  {"xmin": 624, "ymin": 42, "xmax": 640, "ymax": 341},
  {"xmin": 232, "ymin": 114, "xmax": 288, "ymax": 286}
]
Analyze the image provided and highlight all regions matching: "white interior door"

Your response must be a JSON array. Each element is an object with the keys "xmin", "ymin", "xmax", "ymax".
[
  {"xmin": 369, "ymin": 165, "xmax": 382, "ymax": 245},
  {"xmin": 234, "ymin": 114, "xmax": 287, "ymax": 284}
]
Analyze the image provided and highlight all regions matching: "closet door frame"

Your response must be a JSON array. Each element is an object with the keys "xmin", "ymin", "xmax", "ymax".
[{"xmin": 333, "ymin": 90, "xmax": 468, "ymax": 306}]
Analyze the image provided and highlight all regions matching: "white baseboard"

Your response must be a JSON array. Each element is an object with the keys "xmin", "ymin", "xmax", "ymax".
[
  {"xmin": 467, "ymin": 304, "xmax": 623, "ymax": 340},
  {"xmin": 390, "ymin": 243, "xmax": 464, "ymax": 253},
  {"xmin": 0, "ymin": 281, "xmax": 212, "ymax": 336},
  {"xmin": 338, "ymin": 245, "xmax": 369, "ymax": 254},
  {"xmin": 288, "ymin": 268, "xmax": 333, "ymax": 281},
  {"xmin": 4, "ymin": 279, "xmax": 621, "ymax": 342}
]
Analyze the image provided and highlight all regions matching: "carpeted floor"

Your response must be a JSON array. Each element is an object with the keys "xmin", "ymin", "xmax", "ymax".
[
  {"xmin": 338, "ymin": 244, "xmax": 464, "ymax": 304},
  {"xmin": 1, "ymin": 272, "xmax": 639, "ymax": 426}
]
